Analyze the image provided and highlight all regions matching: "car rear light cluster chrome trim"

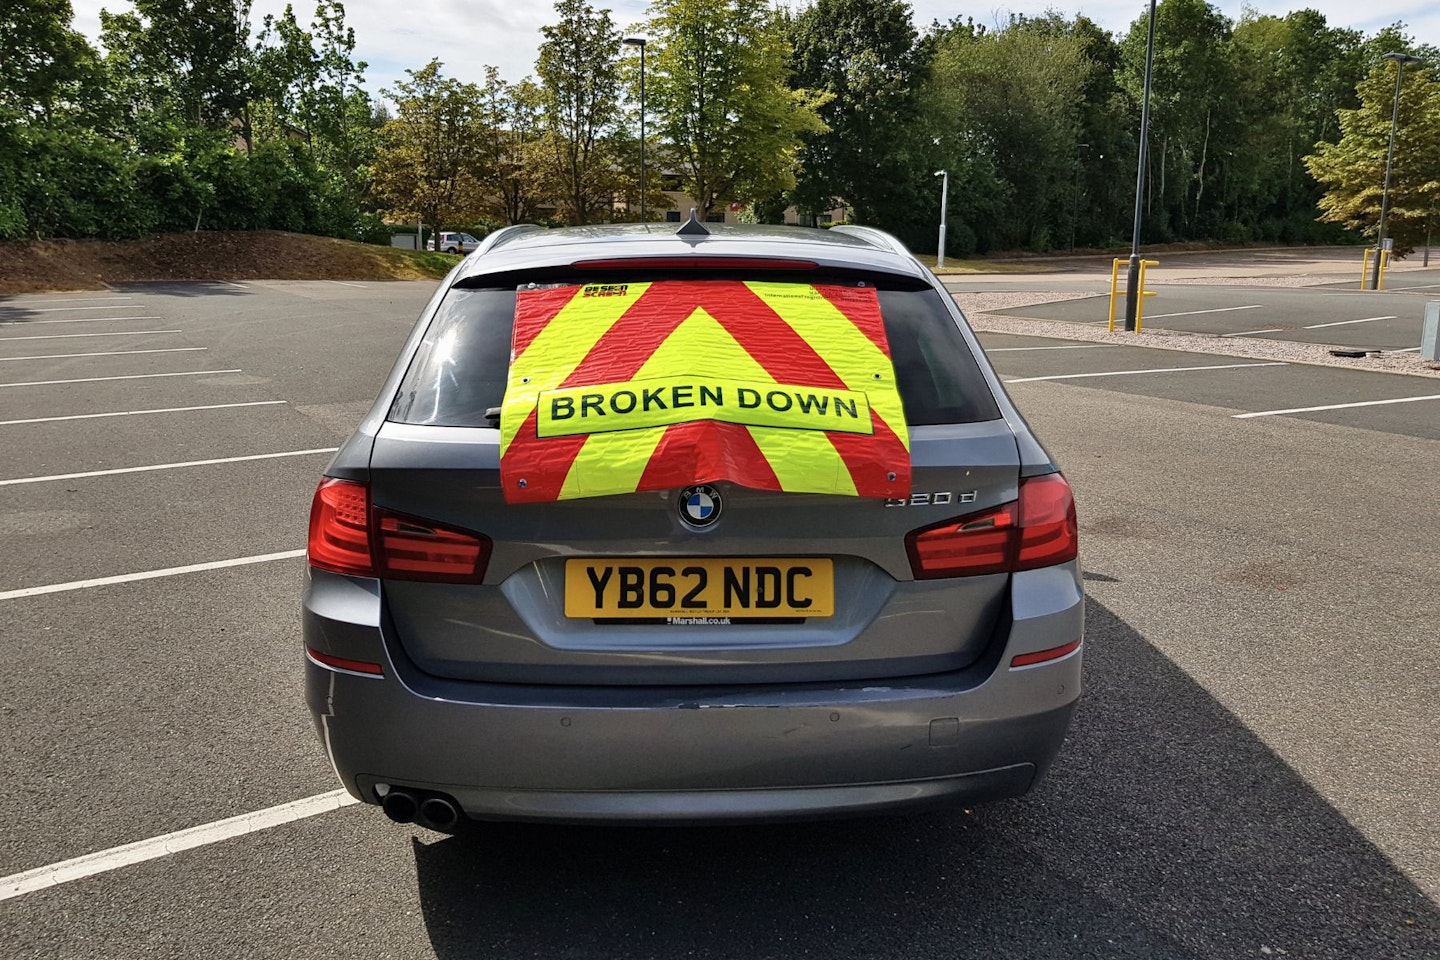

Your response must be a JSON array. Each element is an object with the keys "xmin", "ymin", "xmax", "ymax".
[
  {"xmin": 906, "ymin": 473, "xmax": 1078, "ymax": 579},
  {"xmin": 306, "ymin": 478, "xmax": 491, "ymax": 583},
  {"xmin": 1009, "ymin": 638, "xmax": 1082, "ymax": 670},
  {"xmin": 305, "ymin": 647, "xmax": 385, "ymax": 678},
  {"xmin": 569, "ymin": 256, "xmax": 818, "ymax": 270}
]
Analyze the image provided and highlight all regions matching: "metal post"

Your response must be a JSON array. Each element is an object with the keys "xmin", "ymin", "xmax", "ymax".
[
  {"xmin": 1373, "ymin": 53, "xmax": 1424, "ymax": 290},
  {"xmin": 935, "ymin": 170, "xmax": 949, "ymax": 269},
  {"xmin": 1124, "ymin": 0, "xmax": 1159, "ymax": 332},
  {"xmin": 624, "ymin": 37, "xmax": 649, "ymax": 222}
]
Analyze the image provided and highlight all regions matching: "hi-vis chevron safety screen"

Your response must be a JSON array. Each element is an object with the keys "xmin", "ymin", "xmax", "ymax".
[{"xmin": 498, "ymin": 280, "xmax": 911, "ymax": 503}]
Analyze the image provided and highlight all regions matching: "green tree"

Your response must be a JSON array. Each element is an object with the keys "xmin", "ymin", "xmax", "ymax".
[
  {"xmin": 930, "ymin": 15, "xmax": 1090, "ymax": 251},
  {"xmin": 536, "ymin": 0, "xmax": 623, "ymax": 224},
  {"xmin": 0, "ymin": 0, "xmax": 100, "ymax": 123},
  {"xmin": 787, "ymin": 0, "xmax": 929, "ymax": 224},
  {"xmin": 370, "ymin": 59, "xmax": 495, "ymax": 239},
  {"xmin": 1305, "ymin": 59, "xmax": 1440, "ymax": 254},
  {"xmin": 1118, "ymin": 0, "xmax": 1237, "ymax": 240},
  {"xmin": 645, "ymin": 0, "xmax": 828, "ymax": 217},
  {"xmin": 99, "ymin": 0, "xmax": 259, "ymax": 137},
  {"xmin": 477, "ymin": 69, "xmax": 549, "ymax": 224}
]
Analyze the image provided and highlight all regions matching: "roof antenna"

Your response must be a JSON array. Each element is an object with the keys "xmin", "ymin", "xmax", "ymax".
[{"xmin": 676, "ymin": 207, "xmax": 710, "ymax": 237}]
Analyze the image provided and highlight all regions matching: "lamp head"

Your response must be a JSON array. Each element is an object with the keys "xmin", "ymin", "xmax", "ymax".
[
  {"xmin": 623, "ymin": 36, "xmax": 648, "ymax": 47},
  {"xmin": 1383, "ymin": 52, "xmax": 1424, "ymax": 66}
]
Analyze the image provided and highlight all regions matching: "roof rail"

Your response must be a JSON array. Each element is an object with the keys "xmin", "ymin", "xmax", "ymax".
[
  {"xmin": 478, "ymin": 223, "xmax": 546, "ymax": 255},
  {"xmin": 829, "ymin": 225, "xmax": 909, "ymax": 257}
]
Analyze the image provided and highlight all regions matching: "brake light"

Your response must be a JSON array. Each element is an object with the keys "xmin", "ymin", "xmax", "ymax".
[
  {"xmin": 570, "ymin": 256, "xmax": 817, "ymax": 270},
  {"xmin": 308, "ymin": 478, "xmax": 375, "ymax": 577},
  {"xmin": 906, "ymin": 473, "xmax": 1077, "ymax": 579},
  {"xmin": 307, "ymin": 479, "xmax": 491, "ymax": 582},
  {"xmin": 1014, "ymin": 473, "xmax": 1079, "ymax": 571},
  {"xmin": 374, "ymin": 507, "xmax": 490, "ymax": 583},
  {"xmin": 906, "ymin": 503, "xmax": 1018, "ymax": 578}
]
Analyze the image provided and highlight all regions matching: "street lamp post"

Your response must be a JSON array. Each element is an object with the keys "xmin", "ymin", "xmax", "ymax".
[
  {"xmin": 1071, "ymin": 143, "xmax": 1090, "ymax": 250},
  {"xmin": 935, "ymin": 170, "xmax": 948, "ymax": 269},
  {"xmin": 1372, "ymin": 52, "xmax": 1424, "ymax": 290},
  {"xmin": 1124, "ymin": 0, "xmax": 1159, "ymax": 332},
  {"xmin": 623, "ymin": 37, "xmax": 648, "ymax": 223}
]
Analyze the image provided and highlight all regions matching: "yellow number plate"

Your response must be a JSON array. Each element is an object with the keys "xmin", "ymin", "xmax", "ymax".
[{"xmin": 564, "ymin": 558, "xmax": 834, "ymax": 619}]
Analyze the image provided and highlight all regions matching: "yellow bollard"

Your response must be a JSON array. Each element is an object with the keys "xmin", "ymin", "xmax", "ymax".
[
  {"xmin": 1109, "ymin": 258, "xmax": 1160, "ymax": 332},
  {"xmin": 1135, "ymin": 260, "xmax": 1160, "ymax": 332},
  {"xmin": 1378, "ymin": 249, "xmax": 1390, "ymax": 290},
  {"xmin": 1361, "ymin": 248, "xmax": 1372, "ymax": 289},
  {"xmin": 1107, "ymin": 259, "xmax": 1124, "ymax": 331}
]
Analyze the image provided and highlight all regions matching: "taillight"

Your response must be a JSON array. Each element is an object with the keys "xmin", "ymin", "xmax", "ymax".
[
  {"xmin": 307, "ymin": 479, "xmax": 491, "ymax": 583},
  {"xmin": 906, "ymin": 473, "xmax": 1077, "ymax": 579},
  {"xmin": 1014, "ymin": 473, "xmax": 1079, "ymax": 571},
  {"xmin": 308, "ymin": 478, "xmax": 375, "ymax": 577},
  {"xmin": 374, "ymin": 507, "xmax": 490, "ymax": 583}
]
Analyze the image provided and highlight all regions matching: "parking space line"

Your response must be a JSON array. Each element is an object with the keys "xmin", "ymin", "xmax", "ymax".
[
  {"xmin": 0, "ymin": 448, "xmax": 338, "ymax": 487},
  {"xmin": 326, "ymin": 280, "xmax": 366, "ymax": 288},
  {"xmin": 0, "ymin": 347, "xmax": 206, "ymax": 363},
  {"xmin": 0, "ymin": 304, "xmax": 145, "ymax": 314},
  {"xmin": 1004, "ymin": 361, "xmax": 1285, "ymax": 384},
  {"xmin": 985, "ymin": 344, "xmax": 1116, "ymax": 353},
  {"xmin": 0, "ymin": 548, "xmax": 306, "ymax": 601},
  {"xmin": 1233, "ymin": 394, "xmax": 1440, "ymax": 419},
  {"xmin": 1142, "ymin": 304, "xmax": 1263, "ymax": 320},
  {"xmin": 0, "ymin": 400, "xmax": 285, "ymax": 427},
  {"xmin": 0, "ymin": 315, "xmax": 164, "ymax": 326},
  {"xmin": 1302, "ymin": 315, "xmax": 1395, "ymax": 329},
  {"xmin": 0, "ymin": 789, "xmax": 356, "ymax": 902},
  {"xmin": 0, "ymin": 369, "xmax": 239, "ymax": 389},
  {"xmin": 0, "ymin": 297, "xmax": 132, "ymax": 305},
  {"xmin": 0, "ymin": 329, "xmax": 180, "ymax": 342},
  {"xmin": 1221, "ymin": 328, "xmax": 1285, "ymax": 337}
]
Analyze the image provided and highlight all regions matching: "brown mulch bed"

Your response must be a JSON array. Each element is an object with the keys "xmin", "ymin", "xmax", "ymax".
[{"xmin": 0, "ymin": 230, "xmax": 456, "ymax": 294}]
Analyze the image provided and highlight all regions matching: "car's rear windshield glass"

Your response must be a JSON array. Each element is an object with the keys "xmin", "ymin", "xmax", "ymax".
[{"xmin": 388, "ymin": 282, "xmax": 1000, "ymax": 427}]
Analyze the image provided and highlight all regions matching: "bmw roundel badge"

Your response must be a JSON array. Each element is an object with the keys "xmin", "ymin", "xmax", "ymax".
[{"xmin": 678, "ymin": 484, "xmax": 722, "ymax": 528}]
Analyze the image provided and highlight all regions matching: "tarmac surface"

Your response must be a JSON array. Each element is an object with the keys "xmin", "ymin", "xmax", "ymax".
[
  {"xmin": 2, "ymin": 273, "xmax": 1437, "ymax": 959},
  {"xmin": 942, "ymin": 249, "xmax": 1440, "ymax": 351}
]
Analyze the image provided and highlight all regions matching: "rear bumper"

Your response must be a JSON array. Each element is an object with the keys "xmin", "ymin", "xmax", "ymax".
[{"xmin": 303, "ymin": 565, "xmax": 1083, "ymax": 823}]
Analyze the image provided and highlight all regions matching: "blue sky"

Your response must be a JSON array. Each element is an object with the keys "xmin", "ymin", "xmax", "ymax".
[{"xmin": 68, "ymin": 0, "xmax": 1439, "ymax": 96}]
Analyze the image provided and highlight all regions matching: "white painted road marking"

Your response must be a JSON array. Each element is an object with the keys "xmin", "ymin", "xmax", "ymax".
[
  {"xmin": 1233, "ymin": 394, "xmax": 1440, "ymax": 419},
  {"xmin": 986, "ymin": 344, "xmax": 1116, "ymax": 353},
  {"xmin": 0, "ymin": 304, "xmax": 144, "ymax": 314},
  {"xmin": 0, "ymin": 297, "xmax": 132, "ymax": 305},
  {"xmin": 327, "ymin": 280, "xmax": 366, "ymax": 288},
  {"xmin": 1142, "ymin": 304, "xmax": 1263, "ymax": 320},
  {"xmin": 1004, "ymin": 361, "xmax": 1286, "ymax": 384},
  {"xmin": 0, "ymin": 399, "xmax": 286, "ymax": 427},
  {"xmin": 0, "ymin": 790, "xmax": 357, "ymax": 902},
  {"xmin": 0, "ymin": 448, "xmax": 338, "ymax": 487},
  {"xmin": 0, "ymin": 329, "xmax": 180, "ymax": 342},
  {"xmin": 0, "ymin": 347, "xmax": 206, "ymax": 363},
  {"xmin": 0, "ymin": 315, "xmax": 163, "ymax": 326},
  {"xmin": 1223, "ymin": 315, "xmax": 1397, "ymax": 337},
  {"xmin": 0, "ymin": 548, "xmax": 306, "ymax": 601},
  {"xmin": 0, "ymin": 369, "xmax": 240, "ymax": 389},
  {"xmin": 1302, "ymin": 315, "xmax": 1396, "ymax": 329}
]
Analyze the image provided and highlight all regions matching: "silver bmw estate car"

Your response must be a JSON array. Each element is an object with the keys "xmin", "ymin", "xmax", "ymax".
[{"xmin": 303, "ymin": 219, "xmax": 1082, "ymax": 830}]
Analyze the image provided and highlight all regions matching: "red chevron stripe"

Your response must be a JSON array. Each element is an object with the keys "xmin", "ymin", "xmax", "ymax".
[{"xmin": 502, "ymin": 281, "xmax": 909, "ymax": 502}]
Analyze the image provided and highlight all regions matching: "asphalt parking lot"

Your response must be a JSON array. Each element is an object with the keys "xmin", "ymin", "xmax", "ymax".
[
  {"xmin": 2, "ymin": 281, "xmax": 1438, "ymax": 959},
  {"xmin": 943, "ymin": 248, "xmax": 1440, "ymax": 351}
]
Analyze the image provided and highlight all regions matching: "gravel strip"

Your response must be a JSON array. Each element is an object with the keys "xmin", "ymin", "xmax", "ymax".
[{"xmin": 954, "ymin": 297, "xmax": 1440, "ymax": 380}]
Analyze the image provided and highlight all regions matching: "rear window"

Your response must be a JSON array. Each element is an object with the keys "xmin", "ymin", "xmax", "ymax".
[{"xmin": 388, "ymin": 282, "xmax": 1000, "ymax": 427}]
